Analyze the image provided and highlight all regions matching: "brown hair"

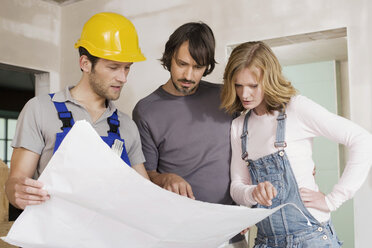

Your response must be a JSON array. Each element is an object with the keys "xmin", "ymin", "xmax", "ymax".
[
  {"xmin": 78, "ymin": 46, "xmax": 99, "ymax": 71},
  {"xmin": 160, "ymin": 22, "xmax": 216, "ymax": 76},
  {"xmin": 221, "ymin": 41, "xmax": 296, "ymax": 115}
]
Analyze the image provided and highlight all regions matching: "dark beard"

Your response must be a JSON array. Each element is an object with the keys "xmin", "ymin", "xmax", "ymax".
[{"xmin": 171, "ymin": 77, "xmax": 197, "ymax": 95}]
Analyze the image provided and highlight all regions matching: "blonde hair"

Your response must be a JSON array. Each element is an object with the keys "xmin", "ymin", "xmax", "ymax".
[{"xmin": 221, "ymin": 41, "xmax": 297, "ymax": 115}]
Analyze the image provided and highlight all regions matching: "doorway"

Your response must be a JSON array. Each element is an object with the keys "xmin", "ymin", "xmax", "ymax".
[{"xmin": 0, "ymin": 62, "xmax": 49, "ymax": 221}]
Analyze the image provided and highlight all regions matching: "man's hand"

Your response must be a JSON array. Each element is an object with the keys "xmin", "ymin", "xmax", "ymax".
[
  {"xmin": 300, "ymin": 187, "xmax": 330, "ymax": 212},
  {"xmin": 132, "ymin": 163, "xmax": 150, "ymax": 180},
  {"xmin": 252, "ymin": 181, "xmax": 277, "ymax": 206},
  {"xmin": 148, "ymin": 171, "xmax": 195, "ymax": 199},
  {"xmin": 6, "ymin": 176, "xmax": 49, "ymax": 210},
  {"xmin": 6, "ymin": 147, "xmax": 48, "ymax": 209}
]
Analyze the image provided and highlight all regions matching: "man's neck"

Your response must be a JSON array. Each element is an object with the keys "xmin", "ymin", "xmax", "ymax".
[{"xmin": 70, "ymin": 80, "xmax": 107, "ymax": 123}]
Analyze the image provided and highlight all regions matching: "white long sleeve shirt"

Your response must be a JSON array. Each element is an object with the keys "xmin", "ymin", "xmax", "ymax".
[{"xmin": 230, "ymin": 95, "xmax": 372, "ymax": 223}]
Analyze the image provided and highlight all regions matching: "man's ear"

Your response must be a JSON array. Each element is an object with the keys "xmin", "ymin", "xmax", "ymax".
[{"xmin": 79, "ymin": 55, "xmax": 92, "ymax": 72}]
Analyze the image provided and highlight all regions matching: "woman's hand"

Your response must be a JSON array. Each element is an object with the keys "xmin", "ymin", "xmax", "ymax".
[
  {"xmin": 252, "ymin": 181, "xmax": 277, "ymax": 206},
  {"xmin": 300, "ymin": 187, "xmax": 330, "ymax": 212},
  {"xmin": 240, "ymin": 227, "xmax": 249, "ymax": 235}
]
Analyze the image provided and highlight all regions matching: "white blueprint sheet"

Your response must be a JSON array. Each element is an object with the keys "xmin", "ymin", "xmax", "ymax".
[{"xmin": 2, "ymin": 121, "xmax": 288, "ymax": 248}]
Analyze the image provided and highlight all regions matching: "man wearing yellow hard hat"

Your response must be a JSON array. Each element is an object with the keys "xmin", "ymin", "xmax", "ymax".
[{"xmin": 6, "ymin": 12, "xmax": 149, "ymax": 213}]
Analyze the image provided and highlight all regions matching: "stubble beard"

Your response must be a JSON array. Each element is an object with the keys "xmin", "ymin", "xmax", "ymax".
[{"xmin": 89, "ymin": 72, "xmax": 120, "ymax": 101}]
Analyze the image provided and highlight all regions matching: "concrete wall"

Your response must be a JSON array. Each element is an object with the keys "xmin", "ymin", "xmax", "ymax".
[
  {"xmin": 0, "ymin": 0, "xmax": 61, "ymax": 92},
  {"xmin": 2, "ymin": 0, "xmax": 372, "ymax": 246}
]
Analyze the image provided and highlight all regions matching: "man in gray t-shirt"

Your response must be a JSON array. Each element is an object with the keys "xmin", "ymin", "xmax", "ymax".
[
  {"xmin": 133, "ymin": 22, "xmax": 248, "ymax": 247},
  {"xmin": 133, "ymin": 81, "xmax": 232, "ymax": 203},
  {"xmin": 5, "ymin": 12, "xmax": 149, "ymax": 212}
]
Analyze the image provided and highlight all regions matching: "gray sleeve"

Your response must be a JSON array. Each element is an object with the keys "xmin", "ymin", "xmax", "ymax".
[
  {"xmin": 12, "ymin": 97, "xmax": 45, "ymax": 154},
  {"xmin": 125, "ymin": 119, "xmax": 146, "ymax": 166},
  {"xmin": 132, "ymin": 105, "xmax": 159, "ymax": 171}
]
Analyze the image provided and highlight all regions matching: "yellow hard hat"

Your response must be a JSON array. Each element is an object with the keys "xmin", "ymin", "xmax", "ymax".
[{"xmin": 75, "ymin": 12, "xmax": 146, "ymax": 62}]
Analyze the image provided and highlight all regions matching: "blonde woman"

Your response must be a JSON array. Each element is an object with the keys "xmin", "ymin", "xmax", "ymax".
[{"xmin": 221, "ymin": 41, "xmax": 372, "ymax": 247}]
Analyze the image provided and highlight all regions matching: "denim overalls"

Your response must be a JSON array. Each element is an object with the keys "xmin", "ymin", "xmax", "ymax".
[
  {"xmin": 49, "ymin": 94, "xmax": 131, "ymax": 166},
  {"xmin": 241, "ymin": 110, "xmax": 342, "ymax": 248}
]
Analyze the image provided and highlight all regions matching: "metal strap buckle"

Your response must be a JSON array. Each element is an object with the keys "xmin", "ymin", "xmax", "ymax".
[
  {"xmin": 241, "ymin": 151, "xmax": 248, "ymax": 160},
  {"xmin": 276, "ymin": 113, "xmax": 287, "ymax": 120},
  {"xmin": 107, "ymin": 117, "xmax": 120, "ymax": 133},
  {"xmin": 274, "ymin": 141, "xmax": 287, "ymax": 148},
  {"xmin": 240, "ymin": 131, "xmax": 248, "ymax": 139},
  {"xmin": 58, "ymin": 111, "xmax": 73, "ymax": 130}
]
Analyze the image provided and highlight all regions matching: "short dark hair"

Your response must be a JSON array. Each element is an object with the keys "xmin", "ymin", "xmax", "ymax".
[
  {"xmin": 160, "ymin": 22, "xmax": 216, "ymax": 77},
  {"xmin": 78, "ymin": 46, "xmax": 100, "ymax": 70}
]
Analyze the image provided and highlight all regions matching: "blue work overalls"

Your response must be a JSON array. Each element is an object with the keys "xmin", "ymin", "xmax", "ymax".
[
  {"xmin": 241, "ymin": 110, "xmax": 342, "ymax": 248},
  {"xmin": 49, "ymin": 94, "xmax": 131, "ymax": 166}
]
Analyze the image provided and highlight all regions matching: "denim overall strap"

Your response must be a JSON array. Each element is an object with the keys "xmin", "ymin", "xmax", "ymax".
[
  {"xmin": 240, "ymin": 110, "xmax": 251, "ymax": 163},
  {"xmin": 239, "ymin": 108, "xmax": 288, "ymax": 154},
  {"xmin": 240, "ymin": 109, "xmax": 286, "ymax": 161},
  {"xmin": 274, "ymin": 110, "xmax": 287, "ymax": 150}
]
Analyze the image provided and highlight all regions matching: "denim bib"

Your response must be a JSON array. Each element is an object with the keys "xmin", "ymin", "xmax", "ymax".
[{"xmin": 241, "ymin": 110, "xmax": 342, "ymax": 248}]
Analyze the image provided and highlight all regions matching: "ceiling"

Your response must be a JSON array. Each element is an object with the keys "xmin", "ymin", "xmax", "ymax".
[{"xmin": 40, "ymin": 0, "xmax": 82, "ymax": 6}]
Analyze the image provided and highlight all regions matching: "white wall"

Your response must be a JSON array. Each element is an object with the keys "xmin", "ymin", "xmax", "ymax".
[
  {"xmin": 0, "ymin": 0, "xmax": 61, "ymax": 92},
  {"xmin": 2, "ymin": 0, "xmax": 372, "ymax": 246}
]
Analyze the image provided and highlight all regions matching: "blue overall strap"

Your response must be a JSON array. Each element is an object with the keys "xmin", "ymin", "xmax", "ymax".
[
  {"xmin": 240, "ymin": 110, "xmax": 251, "ymax": 161},
  {"xmin": 49, "ymin": 94, "xmax": 75, "ymax": 131},
  {"xmin": 274, "ymin": 108, "xmax": 287, "ymax": 149},
  {"xmin": 105, "ymin": 110, "xmax": 131, "ymax": 166},
  {"xmin": 107, "ymin": 110, "xmax": 120, "ymax": 135}
]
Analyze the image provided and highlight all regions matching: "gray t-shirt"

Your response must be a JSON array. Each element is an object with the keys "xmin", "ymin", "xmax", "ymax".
[
  {"xmin": 133, "ymin": 81, "xmax": 234, "ymax": 205},
  {"xmin": 12, "ymin": 87, "xmax": 145, "ymax": 179}
]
